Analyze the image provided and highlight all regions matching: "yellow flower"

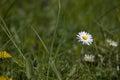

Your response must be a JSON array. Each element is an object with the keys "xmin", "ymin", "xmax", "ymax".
[
  {"xmin": 0, "ymin": 76, "xmax": 7, "ymax": 80},
  {"xmin": 0, "ymin": 51, "xmax": 12, "ymax": 59},
  {"xmin": 0, "ymin": 76, "xmax": 12, "ymax": 80}
]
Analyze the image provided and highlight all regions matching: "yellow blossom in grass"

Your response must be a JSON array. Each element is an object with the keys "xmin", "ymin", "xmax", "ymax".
[
  {"xmin": 0, "ymin": 76, "xmax": 7, "ymax": 80},
  {"xmin": 0, "ymin": 76, "xmax": 12, "ymax": 80},
  {"xmin": 0, "ymin": 51, "xmax": 11, "ymax": 59}
]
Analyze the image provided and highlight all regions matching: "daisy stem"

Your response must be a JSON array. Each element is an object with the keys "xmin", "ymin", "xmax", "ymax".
[{"xmin": 81, "ymin": 46, "xmax": 84, "ymax": 54}]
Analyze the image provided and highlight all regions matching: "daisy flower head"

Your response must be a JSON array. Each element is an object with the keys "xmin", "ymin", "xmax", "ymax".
[
  {"xmin": 106, "ymin": 39, "xmax": 118, "ymax": 47},
  {"xmin": 77, "ymin": 31, "xmax": 93, "ymax": 45},
  {"xmin": 84, "ymin": 54, "xmax": 94, "ymax": 62}
]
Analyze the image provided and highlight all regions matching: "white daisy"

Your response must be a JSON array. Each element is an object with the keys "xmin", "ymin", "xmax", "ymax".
[
  {"xmin": 106, "ymin": 39, "xmax": 118, "ymax": 47},
  {"xmin": 84, "ymin": 54, "xmax": 94, "ymax": 62},
  {"xmin": 77, "ymin": 31, "xmax": 93, "ymax": 45}
]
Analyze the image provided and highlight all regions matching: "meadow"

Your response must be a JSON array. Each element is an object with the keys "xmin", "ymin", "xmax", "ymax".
[{"xmin": 0, "ymin": 0, "xmax": 120, "ymax": 80}]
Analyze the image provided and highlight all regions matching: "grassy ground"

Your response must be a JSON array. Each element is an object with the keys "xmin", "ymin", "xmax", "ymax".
[{"xmin": 0, "ymin": 0, "xmax": 120, "ymax": 80}]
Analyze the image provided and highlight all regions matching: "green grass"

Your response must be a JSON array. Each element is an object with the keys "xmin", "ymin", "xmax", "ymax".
[{"xmin": 0, "ymin": 0, "xmax": 120, "ymax": 80}]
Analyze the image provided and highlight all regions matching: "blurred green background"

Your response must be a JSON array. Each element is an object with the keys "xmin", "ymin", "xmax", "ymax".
[{"xmin": 0, "ymin": 0, "xmax": 120, "ymax": 80}]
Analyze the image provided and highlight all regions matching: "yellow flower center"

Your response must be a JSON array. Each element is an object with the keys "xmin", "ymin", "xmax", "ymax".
[
  {"xmin": 82, "ymin": 35, "xmax": 88, "ymax": 40},
  {"xmin": 86, "ymin": 57, "xmax": 92, "ymax": 62},
  {"xmin": 110, "ymin": 41, "xmax": 114, "ymax": 44}
]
